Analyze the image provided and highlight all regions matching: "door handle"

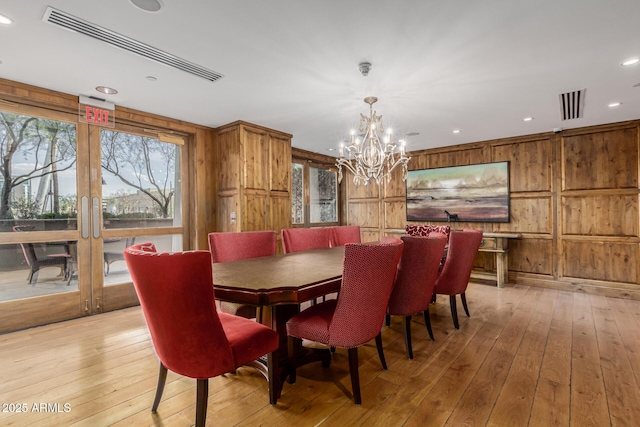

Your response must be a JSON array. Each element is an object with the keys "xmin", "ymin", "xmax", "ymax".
[
  {"xmin": 92, "ymin": 197, "xmax": 101, "ymax": 238},
  {"xmin": 81, "ymin": 196, "xmax": 89, "ymax": 239}
]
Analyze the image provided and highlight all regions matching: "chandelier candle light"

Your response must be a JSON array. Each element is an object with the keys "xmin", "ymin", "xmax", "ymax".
[{"xmin": 336, "ymin": 96, "xmax": 410, "ymax": 186}]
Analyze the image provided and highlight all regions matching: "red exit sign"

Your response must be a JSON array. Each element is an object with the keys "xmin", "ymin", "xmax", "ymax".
[{"xmin": 78, "ymin": 96, "xmax": 115, "ymax": 128}]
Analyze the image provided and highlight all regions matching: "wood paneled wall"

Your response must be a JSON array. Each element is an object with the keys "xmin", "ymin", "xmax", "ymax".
[{"xmin": 344, "ymin": 120, "xmax": 640, "ymax": 298}]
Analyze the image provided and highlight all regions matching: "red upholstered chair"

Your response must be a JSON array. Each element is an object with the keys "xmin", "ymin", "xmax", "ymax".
[
  {"xmin": 124, "ymin": 243, "xmax": 279, "ymax": 427},
  {"xmin": 329, "ymin": 225, "xmax": 361, "ymax": 246},
  {"xmin": 434, "ymin": 229, "xmax": 483, "ymax": 329},
  {"xmin": 281, "ymin": 227, "xmax": 332, "ymax": 253},
  {"xmin": 387, "ymin": 234, "xmax": 447, "ymax": 359},
  {"xmin": 286, "ymin": 239, "xmax": 404, "ymax": 404},
  {"xmin": 208, "ymin": 231, "xmax": 277, "ymax": 319}
]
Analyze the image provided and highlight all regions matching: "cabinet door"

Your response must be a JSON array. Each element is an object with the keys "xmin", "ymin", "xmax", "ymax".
[
  {"xmin": 242, "ymin": 126, "xmax": 268, "ymax": 191},
  {"xmin": 270, "ymin": 133, "xmax": 291, "ymax": 192}
]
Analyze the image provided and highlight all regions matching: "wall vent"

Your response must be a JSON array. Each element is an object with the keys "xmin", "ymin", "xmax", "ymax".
[
  {"xmin": 42, "ymin": 7, "xmax": 224, "ymax": 82},
  {"xmin": 558, "ymin": 89, "xmax": 586, "ymax": 120}
]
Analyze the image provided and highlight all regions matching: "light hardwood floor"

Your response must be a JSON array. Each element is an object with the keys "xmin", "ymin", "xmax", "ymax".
[{"xmin": 2, "ymin": 282, "xmax": 640, "ymax": 426}]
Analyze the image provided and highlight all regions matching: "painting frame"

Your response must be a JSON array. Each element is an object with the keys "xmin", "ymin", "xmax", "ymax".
[{"xmin": 406, "ymin": 161, "xmax": 510, "ymax": 223}]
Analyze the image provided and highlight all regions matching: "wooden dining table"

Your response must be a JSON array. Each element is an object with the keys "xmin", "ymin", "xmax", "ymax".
[{"xmin": 212, "ymin": 246, "xmax": 346, "ymax": 395}]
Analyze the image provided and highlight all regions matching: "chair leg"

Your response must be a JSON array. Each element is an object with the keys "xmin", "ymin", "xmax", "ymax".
[
  {"xmin": 450, "ymin": 295, "xmax": 459, "ymax": 329},
  {"xmin": 151, "ymin": 363, "xmax": 168, "ymax": 412},
  {"xmin": 423, "ymin": 307, "xmax": 435, "ymax": 341},
  {"xmin": 195, "ymin": 379, "xmax": 208, "ymax": 427},
  {"xmin": 461, "ymin": 292, "xmax": 470, "ymax": 317},
  {"xmin": 347, "ymin": 347, "xmax": 362, "ymax": 405},
  {"xmin": 267, "ymin": 351, "xmax": 279, "ymax": 404},
  {"xmin": 288, "ymin": 336, "xmax": 301, "ymax": 384},
  {"xmin": 402, "ymin": 315, "xmax": 413, "ymax": 359},
  {"xmin": 385, "ymin": 314, "xmax": 390, "ymax": 327},
  {"xmin": 374, "ymin": 332, "xmax": 387, "ymax": 370}
]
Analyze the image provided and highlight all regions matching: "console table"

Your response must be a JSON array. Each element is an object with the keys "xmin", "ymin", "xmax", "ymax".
[{"xmin": 473, "ymin": 232, "xmax": 521, "ymax": 288}]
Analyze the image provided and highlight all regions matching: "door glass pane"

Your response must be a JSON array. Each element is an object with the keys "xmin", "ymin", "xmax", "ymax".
[
  {"xmin": 0, "ymin": 111, "xmax": 79, "ymax": 302},
  {"xmin": 310, "ymin": 167, "xmax": 337, "ymax": 223},
  {"xmin": 102, "ymin": 233, "xmax": 182, "ymax": 286},
  {"xmin": 292, "ymin": 163, "xmax": 304, "ymax": 224},
  {"xmin": 0, "ymin": 111, "xmax": 77, "ymax": 232},
  {"xmin": 100, "ymin": 130, "xmax": 181, "ymax": 229}
]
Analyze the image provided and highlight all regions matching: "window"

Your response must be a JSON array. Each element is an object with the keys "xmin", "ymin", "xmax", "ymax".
[{"xmin": 291, "ymin": 160, "xmax": 339, "ymax": 227}]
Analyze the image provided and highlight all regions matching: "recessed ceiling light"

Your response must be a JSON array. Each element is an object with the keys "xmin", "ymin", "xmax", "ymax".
[
  {"xmin": 146, "ymin": 76, "xmax": 157, "ymax": 81},
  {"xmin": 608, "ymin": 102, "xmax": 621, "ymax": 108},
  {"xmin": 326, "ymin": 148, "xmax": 335, "ymax": 152},
  {"xmin": 96, "ymin": 86, "xmax": 118, "ymax": 95},
  {"xmin": 621, "ymin": 57, "xmax": 639, "ymax": 66},
  {"xmin": 0, "ymin": 14, "xmax": 13, "ymax": 25},
  {"xmin": 453, "ymin": 129, "xmax": 461, "ymax": 134},
  {"xmin": 523, "ymin": 117, "xmax": 534, "ymax": 122},
  {"xmin": 129, "ymin": 0, "xmax": 163, "ymax": 12}
]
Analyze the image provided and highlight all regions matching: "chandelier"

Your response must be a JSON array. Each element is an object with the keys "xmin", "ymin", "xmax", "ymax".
[{"xmin": 336, "ymin": 96, "xmax": 410, "ymax": 186}]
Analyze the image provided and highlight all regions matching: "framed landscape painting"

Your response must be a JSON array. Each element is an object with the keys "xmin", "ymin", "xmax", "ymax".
[{"xmin": 406, "ymin": 161, "xmax": 510, "ymax": 222}]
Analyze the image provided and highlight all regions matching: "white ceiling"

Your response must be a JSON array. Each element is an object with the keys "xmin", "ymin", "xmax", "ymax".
[{"xmin": 1, "ymin": 0, "xmax": 639, "ymax": 155}]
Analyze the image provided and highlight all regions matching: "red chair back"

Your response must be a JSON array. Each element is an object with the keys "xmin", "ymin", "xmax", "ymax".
[
  {"xmin": 281, "ymin": 227, "xmax": 332, "ymax": 253},
  {"xmin": 406, "ymin": 224, "xmax": 451, "ymax": 240},
  {"xmin": 124, "ymin": 243, "xmax": 236, "ymax": 379},
  {"xmin": 434, "ymin": 229, "xmax": 483, "ymax": 296},
  {"xmin": 387, "ymin": 234, "xmax": 447, "ymax": 315},
  {"xmin": 328, "ymin": 239, "xmax": 403, "ymax": 347},
  {"xmin": 208, "ymin": 231, "xmax": 277, "ymax": 262},
  {"xmin": 330, "ymin": 225, "xmax": 361, "ymax": 247}
]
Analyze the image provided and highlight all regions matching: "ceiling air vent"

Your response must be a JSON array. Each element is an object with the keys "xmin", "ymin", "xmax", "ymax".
[
  {"xmin": 558, "ymin": 89, "xmax": 586, "ymax": 120},
  {"xmin": 42, "ymin": 7, "xmax": 224, "ymax": 82}
]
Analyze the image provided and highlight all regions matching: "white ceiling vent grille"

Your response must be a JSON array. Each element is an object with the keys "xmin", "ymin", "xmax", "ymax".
[
  {"xmin": 42, "ymin": 7, "xmax": 223, "ymax": 82},
  {"xmin": 558, "ymin": 89, "xmax": 586, "ymax": 120}
]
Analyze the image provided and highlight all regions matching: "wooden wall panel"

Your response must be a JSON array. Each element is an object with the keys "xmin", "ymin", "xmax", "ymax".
[
  {"xmin": 347, "ymin": 176, "xmax": 379, "ymax": 199},
  {"xmin": 242, "ymin": 193, "xmax": 267, "ymax": 231},
  {"xmin": 495, "ymin": 196, "xmax": 551, "ymax": 234},
  {"xmin": 361, "ymin": 230, "xmax": 381, "ymax": 243},
  {"xmin": 269, "ymin": 194, "xmax": 291, "ymax": 237},
  {"xmin": 217, "ymin": 128, "xmax": 240, "ymax": 192},
  {"xmin": 408, "ymin": 153, "xmax": 428, "ymax": 171},
  {"xmin": 384, "ymin": 200, "xmax": 406, "ymax": 230},
  {"xmin": 270, "ymin": 134, "xmax": 291, "ymax": 192},
  {"xmin": 217, "ymin": 195, "xmax": 239, "ymax": 233},
  {"xmin": 348, "ymin": 202, "xmax": 380, "ymax": 228},
  {"xmin": 426, "ymin": 147, "xmax": 486, "ymax": 168},
  {"xmin": 562, "ymin": 128, "xmax": 638, "ymax": 191},
  {"xmin": 384, "ymin": 167, "xmax": 406, "ymax": 198},
  {"xmin": 562, "ymin": 194, "xmax": 638, "ymax": 237},
  {"xmin": 242, "ymin": 127, "xmax": 268, "ymax": 191},
  {"xmin": 492, "ymin": 139, "xmax": 552, "ymax": 192},
  {"xmin": 562, "ymin": 240, "xmax": 638, "ymax": 283},
  {"xmin": 509, "ymin": 239, "xmax": 553, "ymax": 275}
]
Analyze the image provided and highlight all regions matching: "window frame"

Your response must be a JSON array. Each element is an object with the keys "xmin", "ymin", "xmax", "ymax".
[{"xmin": 291, "ymin": 158, "xmax": 340, "ymax": 228}]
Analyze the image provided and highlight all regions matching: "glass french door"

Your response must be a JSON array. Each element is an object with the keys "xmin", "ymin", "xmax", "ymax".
[{"xmin": 0, "ymin": 104, "xmax": 188, "ymax": 333}]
